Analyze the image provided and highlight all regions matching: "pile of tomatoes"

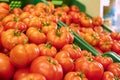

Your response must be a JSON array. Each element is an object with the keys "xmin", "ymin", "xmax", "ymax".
[{"xmin": 0, "ymin": 1, "xmax": 120, "ymax": 80}]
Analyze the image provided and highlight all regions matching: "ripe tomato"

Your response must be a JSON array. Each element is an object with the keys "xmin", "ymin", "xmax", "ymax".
[
  {"xmin": 0, "ymin": 53, "xmax": 15, "ymax": 80},
  {"xmin": 10, "ymin": 43, "xmax": 39, "ymax": 68},
  {"xmin": 47, "ymin": 28, "xmax": 72, "ymax": 50},
  {"xmin": 94, "ymin": 55, "xmax": 113, "ymax": 70},
  {"xmin": 55, "ymin": 50, "xmax": 74, "ymax": 74},
  {"xmin": 80, "ymin": 50, "xmax": 94, "ymax": 58},
  {"xmin": 62, "ymin": 44, "xmax": 81, "ymax": 60},
  {"xmin": 69, "ymin": 23, "xmax": 81, "ymax": 34},
  {"xmin": 92, "ymin": 16, "xmax": 103, "ymax": 26},
  {"xmin": 80, "ymin": 16, "xmax": 92, "ymax": 27},
  {"xmin": 2, "ymin": 14, "xmax": 28, "ymax": 31},
  {"xmin": 75, "ymin": 57, "xmax": 104, "ymax": 80},
  {"xmin": 0, "ymin": 2, "xmax": 10, "ymax": 20},
  {"xmin": 38, "ymin": 42, "xmax": 57, "ymax": 57},
  {"xmin": 23, "ymin": 4, "xmax": 35, "ymax": 13},
  {"xmin": 70, "ymin": 5, "xmax": 80, "ymax": 12},
  {"xmin": 26, "ymin": 27, "xmax": 47, "ymax": 44},
  {"xmin": 64, "ymin": 72, "xmax": 88, "ymax": 80},
  {"xmin": 1, "ymin": 29, "xmax": 28, "ymax": 50},
  {"xmin": 102, "ymin": 71, "xmax": 118, "ymax": 80},
  {"xmin": 20, "ymin": 73, "xmax": 46, "ymax": 80},
  {"xmin": 30, "ymin": 56, "xmax": 63, "ymax": 80},
  {"xmin": 98, "ymin": 35, "xmax": 113, "ymax": 52},
  {"xmin": 41, "ymin": 21, "xmax": 57, "ymax": 34},
  {"xmin": 10, "ymin": 8, "xmax": 23, "ymax": 16},
  {"xmin": 111, "ymin": 40, "xmax": 120, "ymax": 53},
  {"xmin": 107, "ymin": 63, "xmax": 120, "ymax": 78},
  {"xmin": 110, "ymin": 32, "xmax": 120, "ymax": 40},
  {"xmin": 13, "ymin": 68, "xmax": 30, "ymax": 80}
]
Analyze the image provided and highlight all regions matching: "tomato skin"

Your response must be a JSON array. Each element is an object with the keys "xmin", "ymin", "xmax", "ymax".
[
  {"xmin": 94, "ymin": 55, "xmax": 113, "ymax": 70},
  {"xmin": 62, "ymin": 44, "xmax": 81, "ymax": 60},
  {"xmin": 10, "ymin": 43, "xmax": 40, "ymax": 68},
  {"xmin": 92, "ymin": 16, "xmax": 103, "ymax": 26},
  {"xmin": 70, "ymin": 5, "xmax": 80, "ymax": 12},
  {"xmin": 111, "ymin": 40, "xmax": 120, "ymax": 53},
  {"xmin": 42, "ymin": 21, "xmax": 57, "ymax": 34},
  {"xmin": 102, "ymin": 71, "xmax": 115, "ymax": 80},
  {"xmin": 20, "ymin": 73, "xmax": 46, "ymax": 80},
  {"xmin": 26, "ymin": 27, "xmax": 47, "ymax": 44},
  {"xmin": 1, "ymin": 29, "xmax": 28, "ymax": 50},
  {"xmin": 80, "ymin": 16, "xmax": 92, "ymax": 27},
  {"xmin": 38, "ymin": 43, "xmax": 57, "ymax": 57},
  {"xmin": 55, "ymin": 50, "xmax": 74, "ymax": 74},
  {"xmin": 13, "ymin": 68, "xmax": 30, "ymax": 80},
  {"xmin": 75, "ymin": 57, "xmax": 104, "ymax": 80},
  {"xmin": 30, "ymin": 56, "xmax": 63, "ymax": 80},
  {"xmin": 107, "ymin": 63, "xmax": 120, "ymax": 78},
  {"xmin": 64, "ymin": 72, "xmax": 88, "ymax": 80},
  {"xmin": 0, "ymin": 2, "xmax": 10, "ymax": 20},
  {"xmin": 0, "ymin": 53, "xmax": 15, "ymax": 80},
  {"xmin": 23, "ymin": 4, "xmax": 35, "ymax": 13},
  {"xmin": 10, "ymin": 8, "xmax": 23, "ymax": 16}
]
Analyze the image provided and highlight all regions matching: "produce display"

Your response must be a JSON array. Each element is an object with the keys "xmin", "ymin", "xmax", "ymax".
[{"xmin": 0, "ymin": 1, "xmax": 120, "ymax": 80}]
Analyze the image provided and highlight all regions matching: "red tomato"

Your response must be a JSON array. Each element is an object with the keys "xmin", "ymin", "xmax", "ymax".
[
  {"xmin": 23, "ymin": 4, "xmax": 35, "ymax": 13},
  {"xmin": 38, "ymin": 43, "xmax": 57, "ymax": 57},
  {"xmin": 111, "ymin": 40, "xmax": 120, "ymax": 53},
  {"xmin": 0, "ymin": 53, "xmax": 15, "ymax": 80},
  {"xmin": 20, "ymin": 73, "xmax": 46, "ymax": 80},
  {"xmin": 1, "ymin": 29, "xmax": 28, "ymax": 50},
  {"xmin": 69, "ymin": 23, "xmax": 81, "ymax": 34},
  {"xmin": 80, "ymin": 16, "xmax": 92, "ymax": 27},
  {"xmin": 94, "ymin": 55, "xmax": 113, "ymax": 70},
  {"xmin": 10, "ymin": 43, "xmax": 39, "ymax": 68},
  {"xmin": 2, "ymin": 14, "xmax": 28, "ymax": 31},
  {"xmin": 0, "ymin": 2, "xmax": 10, "ymax": 20},
  {"xmin": 107, "ymin": 63, "xmax": 120, "ymax": 78},
  {"xmin": 41, "ymin": 21, "xmax": 57, "ymax": 34},
  {"xmin": 10, "ymin": 8, "xmax": 23, "ymax": 16},
  {"xmin": 62, "ymin": 44, "xmax": 81, "ymax": 60},
  {"xmin": 55, "ymin": 50, "xmax": 74, "ymax": 74},
  {"xmin": 92, "ymin": 16, "xmax": 103, "ymax": 26},
  {"xmin": 98, "ymin": 35, "xmax": 113, "ymax": 52},
  {"xmin": 110, "ymin": 32, "xmax": 120, "ymax": 40},
  {"xmin": 26, "ymin": 27, "xmax": 47, "ymax": 44},
  {"xmin": 70, "ymin": 5, "xmax": 80, "ymax": 12},
  {"xmin": 64, "ymin": 72, "xmax": 88, "ymax": 80},
  {"xmin": 30, "ymin": 56, "xmax": 63, "ymax": 80},
  {"xmin": 102, "ymin": 71, "xmax": 117, "ymax": 80},
  {"xmin": 75, "ymin": 57, "xmax": 104, "ymax": 80},
  {"xmin": 13, "ymin": 68, "xmax": 30, "ymax": 80}
]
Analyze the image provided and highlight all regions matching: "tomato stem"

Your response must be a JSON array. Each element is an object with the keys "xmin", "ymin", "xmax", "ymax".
[
  {"xmin": 45, "ymin": 42, "xmax": 52, "ymax": 49},
  {"xmin": 72, "ymin": 44, "xmax": 78, "ymax": 50},
  {"xmin": 56, "ymin": 30, "xmax": 61, "ymax": 37},
  {"xmin": 48, "ymin": 58, "xmax": 56, "ymax": 65},
  {"xmin": 14, "ymin": 30, "xmax": 21, "ymax": 36}
]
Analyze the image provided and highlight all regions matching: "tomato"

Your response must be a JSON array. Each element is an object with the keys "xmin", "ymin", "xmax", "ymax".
[
  {"xmin": 30, "ymin": 56, "xmax": 63, "ymax": 80},
  {"xmin": 1, "ymin": 29, "xmax": 28, "ymax": 50},
  {"xmin": 93, "ymin": 26, "xmax": 104, "ymax": 33},
  {"xmin": 110, "ymin": 32, "xmax": 120, "ymax": 40},
  {"xmin": 107, "ymin": 63, "xmax": 120, "ymax": 78},
  {"xmin": 70, "ymin": 5, "xmax": 80, "ymax": 12},
  {"xmin": 47, "ymin": 28, "xmax": 73, "ymax": 50},
  {"xmin": 13, "ymin": 68, "xmax": 30, "ymax": 80},
  {"xmin": 80, "ymin": 50, "xmax": 94, "ymax": 58},
  {"xmin": 55, "ymin": 50, "xmax": 74, "ymax": 74},
  {"xmin": 64, "ymin": 72, "xmax": 88, "ymax": 80},
  {"xmin": 20, "ymin": 73, "xmax": 46, "ymax": 80},
  {"xmin": 23, "ymin": 4, "xmax": 35, "ymax": 13},
  {"xmin": 0, "ymin": 53, "xmax": 15, "ymax": 80},
  {"xmin": 0, "ymin": 2, "xmax": 10, "ymax": 20},
  {"xmin": 69, "ymin": 23, "xmax": 81, "ymax": 34},
  {"xmin": 80, "ymin": 16, "xmax": 92, "ymax": 27},
  {"xmin": 102, "ymin": 71, "xmax": 118, "ymax": 80},
  {"xmin": 10, "ymin": 8, "xmax": 23, "ymax": 16},
  {"xmin": 26, "ymin": 27, "xmax": 47, "ymax": 44},
  {"xmin": 62, "ymin": 44, "xmax": 81, "ymax": 60},
  {"xmin": 41, "ymin": 21, "xmax": 57, "ymax": 34},
  {"xmin": 92, "ymin": 16, "xmax": 103, "ymax": 26},
  {"xmin": 75, "ymin": 57, "xmax": 104, "ymax": 80},
  {"xmin": 2, "ymin": 14, "xmax": 28, "ymax": 31},
  {"xmin": 98, "ymin": 35, "xmax": 113, "ymax": 52},
  {"xmin": 111, "ymin": 40, "xmax": 120, "ymax": 53},
  {"xmin": 10, "ymin": 43, "xmax": 39, "ymax": 68},
  {"xmin": 94, "ymin": 55, "xmax": 113, "ymax": 70},
  {"xmin": 55, "ymin": 5, "xmax": 70, "ymax": 13},
  {"xmin": 38, "ymin": 42, "xmax": 57, "ymax": 57},
  {"xmin": 0, "ymin": 22, "xmax": 4, "ymax": 51},
  {"xmin": 84, "ymin": 31, "xmax": 100, "ymax": 46}
]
